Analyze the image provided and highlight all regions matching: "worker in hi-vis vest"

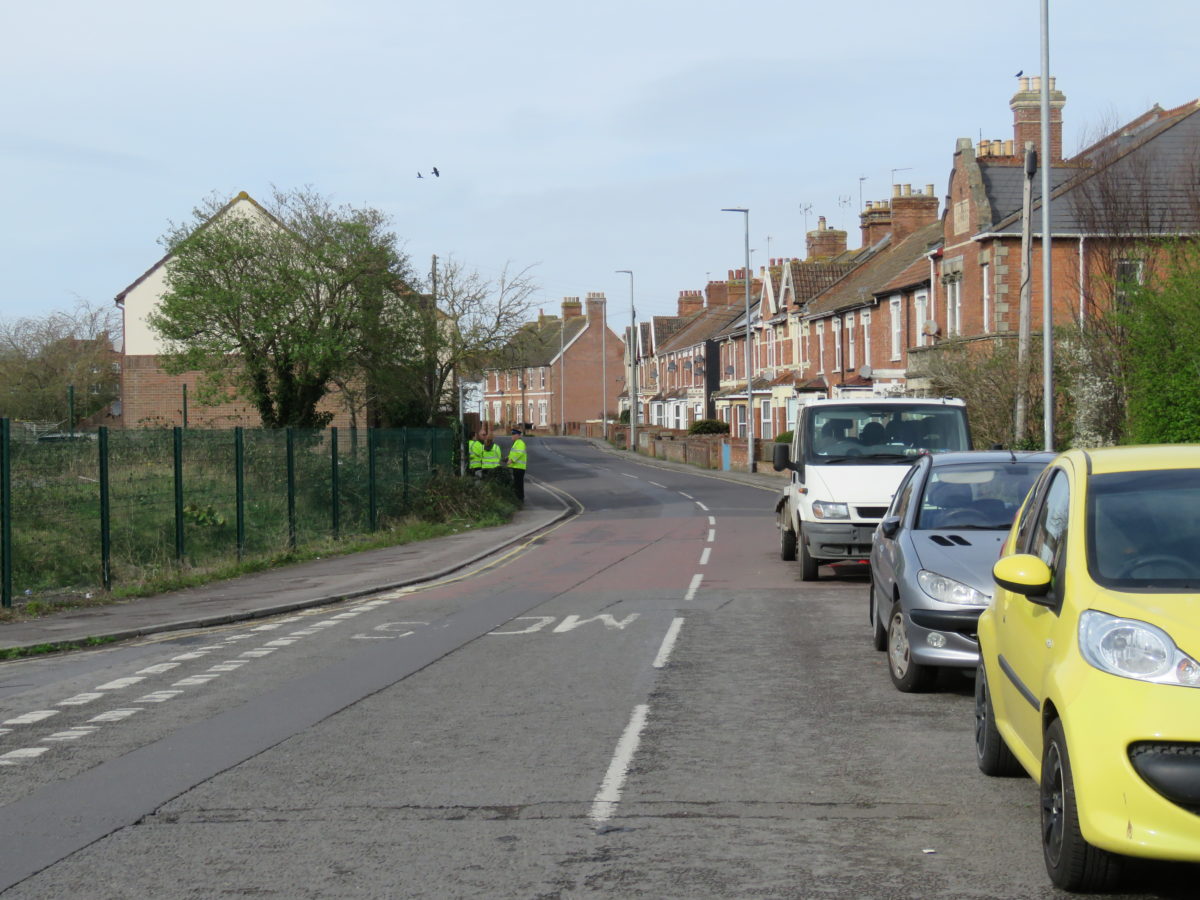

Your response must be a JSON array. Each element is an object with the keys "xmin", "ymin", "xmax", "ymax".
[
  {"xmin": 468, "ymin": 431, "xmax": 485, "ymax": 477},
  {"xmin": 506, "ymin": 428, "xmax": 527, "ymax": 502},
  {"xmin": 480, "ymin": 435, "xmax": 502, "ymax": 479}
]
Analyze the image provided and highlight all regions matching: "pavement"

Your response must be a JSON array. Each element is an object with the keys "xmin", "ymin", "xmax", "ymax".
[{"xmin": 0, "ymin": 438, "xmax": 786, "ymax": 654}]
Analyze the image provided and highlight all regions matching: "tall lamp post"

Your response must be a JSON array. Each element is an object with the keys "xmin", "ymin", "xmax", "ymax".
[
  {"xmin": 1039, "ymin": 0, "xmax": 1055, "ymax": 451},
  {"xmin": 616, "ymin": 270, "xmax": 636, "ymax": 452},
  {"xmin": 600, "ymin": 295, "xmax": 608, "ymax": 441},
  {"xmin": 721, "ymin": 207, "xmax": 756, "ymax": 472}
]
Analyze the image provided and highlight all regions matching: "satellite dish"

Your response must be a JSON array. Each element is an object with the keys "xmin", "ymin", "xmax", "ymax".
[
  {"xmin": 859, "ymin": 364, "xmax": 873, "ymax": 379},
  {"xmin": 921, "ymin": 320, "xmax": 941, "ymax": 336}
]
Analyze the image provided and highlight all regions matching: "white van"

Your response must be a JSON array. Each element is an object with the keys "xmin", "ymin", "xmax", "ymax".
[{"xmin": 772, "ymin": 397, "xmax": 972, "ymax": 580}]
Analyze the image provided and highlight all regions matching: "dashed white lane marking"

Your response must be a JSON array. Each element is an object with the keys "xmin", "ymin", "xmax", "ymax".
[
  {"xmin": 652, "ymin": 618, "xmax": 685, "ymax": 669},
  {"xmin": 58, "ymin": 693, "xmax": 104, "ymax": 706},
  {"xmin": 263, "ymin": 639, "xmax": 297, "ymax": 647},
  {"xmin": 699, "ymin": 548, "xmax": 711, "ymax": 566},
  {"xmin": 223, "ymin": 634, "xmax": 253, "ymax": 641},
  {"xmin": 173, "ymin": 675, "xmax": 220, "ymax": 686},
  {"xmin": 88, "ymin": 709, "xmax": 142, "ymax": 723},
  {"xmin": 3, "ymin": 711, "xmax": 58, "ymax": 726},
  {"xmin": 590, "ymin": 704, "xmax": 650, "ymax": 824},
  {"xmin": 0, "ymin": 748, "xmax": 49, "ymax": 765},
  {"xmin": 649, "ymin": 481, "xmax": 666, "ymax": 488},
  {"xmin": 622, "ymin": 473, "xmax": 638, "ymax": 479},
  {"xmin": 137, "ymin": 663, "xmax": 181, "ymax": 675},
  {"xmin": 684, "ymin": 574, "xmax": 703, "ymax": 602},
  {"xmin": 252, "ymin": 624, "xmax": 283, "ymax": 631},
  {"xmin": 137, "ymin": 691, "xmax": 183, "ymax": 703},
  {"xmin": 240, "ymin": 649, "xmax": 275, "ymax": 657},
  {"xmin": 708, "ymin": 516, "xmax": 716, "ymax": 526},
  {"xmin": 310, "ymin": 621, "xmax": 338, "ymax": 628},
  {"xmin": 171, "ymin": 652, "xmax": 209, "ymax": 661},
  {"xmin": 0, "ymin": 729, "xmax": 9, "ymax": 736},
  {"xmin": 679, "ymin": 492, "xmax": 694, "ymax": 499},
  {"xmin": 707, "ymin": 529, "xmax": 715, "ymax": 542},
  {"xmin": 94, "ymin": 677, "xmax": 145, "ymax": 690},
  {"xmin": 695, "ymin": 502, "xmax": 709, "ymax": 511},
  {"xmin": 45, "ymin": 727, "xmax": 99, "ymax": 741},
  {"xmin": 207, "ymin": 661, "xmax": 247, "ymax": 672}
]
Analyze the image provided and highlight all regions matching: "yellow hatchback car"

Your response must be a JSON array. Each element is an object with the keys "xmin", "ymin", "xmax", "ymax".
[{"xmin": 975, "ymin": 445, "xmax": 1200, "ymax": 892}]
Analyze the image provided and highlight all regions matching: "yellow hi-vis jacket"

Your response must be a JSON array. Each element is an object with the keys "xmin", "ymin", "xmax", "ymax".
[
  {"xmin": 507, "ymin": 438, "xmax": 527, "ymax": 470},
  {"xmin": 468, "ymin": 439, "xmax": 484, "ymax": 470},
  {"xmin": 480, "ymin": 444, "xmax": 502, "ymax": 469}
]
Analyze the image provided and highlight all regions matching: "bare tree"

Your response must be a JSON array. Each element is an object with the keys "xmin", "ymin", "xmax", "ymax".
[{"xmin": 0, "ymin": 299, "xmax": 121, "ymax": 424}]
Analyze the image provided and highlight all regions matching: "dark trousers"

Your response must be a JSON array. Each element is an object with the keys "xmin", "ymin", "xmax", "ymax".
[{"xmin": 511, "ymin": 468, "xmax": 525, "ymax": 501}]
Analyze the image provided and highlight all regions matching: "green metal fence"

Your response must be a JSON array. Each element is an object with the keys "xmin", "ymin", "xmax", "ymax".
[{"xmin": 0, "ymin": 422, "xmax": 454, "ymax": 607}]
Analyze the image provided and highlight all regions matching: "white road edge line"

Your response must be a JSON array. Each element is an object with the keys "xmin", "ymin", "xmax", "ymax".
[
  {"xmin": 652, "ymin": 618, "xmax": 685, "ymax": 669},
  {"xmin": 706, "ymin": 529, "xmax": 716, "ymax": 543},
  {"xmin": 695, "ymin": 502, "xmax": 709, "ymax": 511},
  {"xmin": 699, "ymin": 548, "xmax": 711, "ymax": 566},
  {"xmin": 649, "ymin": 481, "xmax": 666, "ymax": 488},
  {"xmin": 589, "ymin": 703, "xmax": 650, "ymax": 824},
  {"xmin": 684, "ymin": 573, "xmax": 703, "ymax": 602},
  {"xmin": 707, "ymin": 515, "xmax": 716, "ymax": 525}
]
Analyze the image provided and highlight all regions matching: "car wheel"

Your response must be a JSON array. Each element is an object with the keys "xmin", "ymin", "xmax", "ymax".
[
  {"xmin": 799, "ymin": 529, "xmax": 819, "ymax": 581},
  {"xmin": 780, "ymin": 521, "xmax": 797, "ymax": 561},
  {"xmin": 886, "ymin": 601, "xmax": 935, "ymax": 692},
  {"xmin": 869, "ymin": 578, "xmax": 887, "ymax": 651},
  {"xmin": 974, "ymin": 662, "xmax": 1021, "ymax": 776},
  {"xmin": 1041, "ymin": 718, "xmax": 1123, "ymax": 892}
]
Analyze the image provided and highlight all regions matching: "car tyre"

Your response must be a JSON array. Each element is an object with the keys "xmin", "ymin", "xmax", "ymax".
[
  {"xmin": 780, "ymin": 521, "xmax": 797, "ymax": 561},
  {"xmin": 799, "ymin": 529, "xmax": 819, "ymax": 581},
  {"xmin": 869, "ymin": 579, "xmax": 887, "ymax": 651},
  {"xmin": 886, "ymin": 601, "xmax": 935, "ymax": 692},
  {"xmin": 974, "ymin": 662, "xmax": 1021, "ymax": 776},
  {"xmin": 1041, "ymin": 718, "xmax": 1123, "ymax": 892}
]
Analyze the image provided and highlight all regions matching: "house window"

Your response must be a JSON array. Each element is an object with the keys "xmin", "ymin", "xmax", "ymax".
[
  {"xmin": 833, "ymin": 317, "xmax": 842, "ymax": 371},
  {"xmin": 890, "ymin": 297, "xmax": 902, "ymax": 360},
  {"xmin": 492, "ymin": 401, "xmax": 501, "ymax": 423},
  {"xmin": 538, "ymin": 401, "xmax": 547, "ymax": 425},
  {"xmin": 816, "ymin": 321, "xmax": 825, "ymax": 373},
  {"xmin": 800, "ymin": 322, "xmax": 810, "ymax": 367},
  {"xmin": 915, "ymin": 292, "xmax": 929, "ymax": 347},
  {"xmin": 1116, "ymin": 258, "xmax": 1145, "ymax": 308},
  {"xmin": 736, "ymin": 403, "xmax": 746, "ymax": 438},
  {"xmin": 761, "ymin": 399, "xmax": 773, "ymax": 439},
  {"xmin": 786, "ymin": 397, "xmax": 798, "ymax": 431},
  {"xmin": 540, "ymin": 368, "xmax": 546, "ymax": 389},
  {"xmin": 945, "ymin": 278, "xmax": 961, "ymax": 336},
  {"xmin": 861, "ymin": 312, "xmax": 871, "ymax": 367},
  {"xmin": 846, "ymin": 312, "xmax": 856, "ymax": 370},
  {"xmin": 981, "ymin": 264, "xmax": 991, "ymax": 334}
]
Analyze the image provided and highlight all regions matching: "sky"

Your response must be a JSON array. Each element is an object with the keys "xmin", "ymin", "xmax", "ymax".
[{"xmin": 3, "ymin": 0, "xmax": 1199, "ymax": 338}]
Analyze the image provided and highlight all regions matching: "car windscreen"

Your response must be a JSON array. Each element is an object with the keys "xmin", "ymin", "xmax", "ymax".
[
  {"xmin": 806, "ymin": 405, "xmax": 970, "ymax": 465},
  {"xmin": 916, "ymin": 462, "xmax": 1044, "ymax": 530},
  {"xmin": 1088, "ymin": 468, "xmax": 1200, "ymax": 590}
]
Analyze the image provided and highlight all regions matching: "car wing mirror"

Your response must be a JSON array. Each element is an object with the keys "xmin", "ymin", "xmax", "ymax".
[
  {"xmin": 879, "ymin": 515, "xmax": 901, "ymax": 539},
  {"xmin": 993, "ymin": 553, "xmax": 1052, "ymax": 600},
  {"xmin": 772, "ymin": 442, "xmax": 795, "ymax": 473}
]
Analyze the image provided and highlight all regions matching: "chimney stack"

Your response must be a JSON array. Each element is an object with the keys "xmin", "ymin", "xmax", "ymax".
[
  {"xmin": 1011, "ymin": 75, "xmax": 1066, "ymax": 163},
  {"xmin": 584, "ymin": 291, "xmax": 606, "ymax": 321},
  {"xmin": 561, "ymin": 297, "xmax": 583, "ymax": 319},
  {"xmin": 860, "ymin": 199, "xmax": 892, "ymax": 247},
  {"xmin": 677, "ymin": 290, "xmax": 704, "ymax": 316},
  {"xmin": 889, "ymin": 184, "xmax": 940, "ymax": 242},
  {"xmin": 806, "ymin": 216, "xmax": 848, "ymax": 260}
]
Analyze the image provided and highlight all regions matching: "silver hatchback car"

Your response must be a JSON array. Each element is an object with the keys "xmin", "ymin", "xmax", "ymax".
[{"xmin": 868, "ymin": 450, "xmax": 1054, "ymax": 692}]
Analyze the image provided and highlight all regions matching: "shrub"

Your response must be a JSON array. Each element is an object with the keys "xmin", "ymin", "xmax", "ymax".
[
  {"xmin": 774, "ymin": 430, "xmax": 793, "ymax": 444},
  {"xmin": 688, "ymin": 419, "xmax": 729, "ymax": 435}
]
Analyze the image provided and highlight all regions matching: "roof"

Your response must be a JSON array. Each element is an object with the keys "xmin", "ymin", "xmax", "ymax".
[
  {"xmin": 500, "ymin": 314, "xmax": 588, "ymax": 367},
  {"xmin": 987, "ymin": 100, "xmax": 1200, "ymax": 236},
  {"xmin": 804, "ymin": 221, "xmax": 943, "ymax": 318},
  {"xmin": 657, "ymin": 306, "xmax": 743, "ymax": 354}
]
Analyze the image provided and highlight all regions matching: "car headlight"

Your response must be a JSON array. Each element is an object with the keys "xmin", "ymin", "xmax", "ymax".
[
  {"xmin": 811, "ymin": 501, "xmax": 850, "ymax": 520},
  {"xmin": 1079, "ymin": 610, "xmax": 1200, "ymax": 687},
  {"xmin": 917, "ymin": 569, "xmax": 989, "ymax": 605}
]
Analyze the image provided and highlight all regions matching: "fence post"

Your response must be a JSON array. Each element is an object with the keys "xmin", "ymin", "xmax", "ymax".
[
  {"xmin": 368, "ymin": 428, "xmax": 378, "ymax": 532},
  {"xmin": 286, "ymin": 427, "xmax": 297, "ymax": 551},
  {"xmin": 330, "ymin": 426, "xmax": 340, "ymax": 540},
  {"xmin": 402, "ymin": 427, "xmax": 410, "ymax": 508},
  {"xmin": 99, "ymin": 427, "xmax": 111, "ymax": 591},
  {"xmin": 1, "ymin": 418, "xmax": 11, "ymax": 609},
  {"xmin": 173, "ymin": 426, "xmax": 185, "ymax": 562},
  {"xmin": 235, "ymin": 427, "xmax": 245, "ymax": 562}
]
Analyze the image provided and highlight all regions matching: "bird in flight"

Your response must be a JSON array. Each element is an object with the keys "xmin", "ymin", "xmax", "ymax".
[
  {"xmin": 1015, "ymin": 69, "xmax": 1023, "ymax": 78},
  {"xmin": 432, "ymin": 167, "xmax": 440, "ymax": 177},
  {"xmin": 417, "ymin": 172, "xmax": 424, "ymax": 178}
]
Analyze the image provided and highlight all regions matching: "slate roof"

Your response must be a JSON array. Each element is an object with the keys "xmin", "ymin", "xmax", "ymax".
[
  {"xmin": 500, "ymin": 315, "xmax": 588, "ymax": 367},
  {"xmin": 657, "ymin": 306, "xmax": 743, "ymax": 354},
  {"xmin": 987, "ymin": 100, "xmax": 1200, "ymax": 236}
]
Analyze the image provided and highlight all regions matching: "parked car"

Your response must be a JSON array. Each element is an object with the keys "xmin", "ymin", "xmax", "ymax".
[
  {"xmin": 869, "ymin": 450, "xmax": 1053, "ymax": 692},
  {"xmin": 976, "ymin": 445, "xmax": 1200, "ymax": 892}
]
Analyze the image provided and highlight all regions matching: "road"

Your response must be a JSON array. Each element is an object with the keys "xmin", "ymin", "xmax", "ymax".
[{"xmin": 0, "ymin": 437, "xmax": 1195, "ymax": 898}]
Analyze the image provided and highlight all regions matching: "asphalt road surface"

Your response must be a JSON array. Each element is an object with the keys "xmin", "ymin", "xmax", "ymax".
[{"xmin": 1, "ymin": 437, "xmax": 1197, "ymax": 898}]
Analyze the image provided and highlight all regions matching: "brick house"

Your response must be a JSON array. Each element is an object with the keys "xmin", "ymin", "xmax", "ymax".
[
  {"xmin": 115, "ymin": 191, "xmax": 356, "ymax": 429},
  {"xmin": 483, "ymin": 295, "xmax": 624, "ymax": 433},
  {"xmin": 648, "ymin": 292, "xmax": 742, "ymax": 430}
]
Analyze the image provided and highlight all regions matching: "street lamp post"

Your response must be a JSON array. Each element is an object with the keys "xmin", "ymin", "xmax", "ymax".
[
  {"xmin": 722, "ymin": 208, "xmax": 756, "ymax": 472},
  {"xmin": 616, "ymin": 270, "xmax": 636, "ymax": 452},
  {"xmin": 600, "ymin": 296, "xmax": 608, "ymax": 441},
  {"xmin": 1039, "ymin": 0, "xmax": 1055, "ymax": 451}
]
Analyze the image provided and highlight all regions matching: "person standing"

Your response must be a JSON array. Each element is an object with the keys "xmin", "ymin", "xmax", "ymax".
[
  {"xmin": 506, "ymin": 428, "xmax": 527, "ymax": 502},
  {"xmin": 468, "ymin": 430, "xmax": 485, "ymax": 478},
  {"xmin": 480, "ymin": 435, "xmax": 502, "ymax": 479}
]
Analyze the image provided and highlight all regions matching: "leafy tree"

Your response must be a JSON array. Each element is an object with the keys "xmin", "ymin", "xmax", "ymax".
[
  {"xmin": 149, "ymin": 188, "xmax": 417, "ymax": 429},
  {"xmin": 1118, "ymin": 241, "xmax": 1200, "ymax": 443},
  {"xmin": 0, "ymin": 299, "xmax": 120, "ymax": 424}
]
